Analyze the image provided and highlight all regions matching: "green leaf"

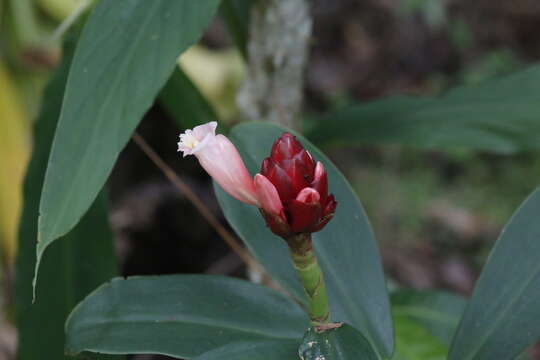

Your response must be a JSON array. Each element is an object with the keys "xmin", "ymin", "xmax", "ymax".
[
  {"xmin": 298, "ymin": 325, "xmax": 379, "ymax": 360},
  {"xmin": 392, "ymin": 316, "xmax": 447, "ymax": 360},
  {"xmin": 448, "ymin": 187, "xmax": 540, "ymax": 360},
  {"xmin": 36, "ymin": 0, "xmax": 220, "ymax": 291},
  {"xmin": 392, "ymin": 289, "xmax": 466, "ymax": 346},
  {"xmin": 65, "ymin": 275, "xmax": 309, "ymax": 358},
  {"xmin": 193, "ymin": 340, "xmax": 300, "ymax": 360},
  {"xmin": 214, "ymin": 122, "xmax": 394, "ymax": 357},
  {"xmin": 159, "ymin": 66, "xmax": 219, "ymax": 130},
  {"xmin": 15, "ymin": 37, "xmax": 118, "ymax": 360},
  {"xmin": 306, "ymin": 65, "xmax": 540, "ymax": 153}
]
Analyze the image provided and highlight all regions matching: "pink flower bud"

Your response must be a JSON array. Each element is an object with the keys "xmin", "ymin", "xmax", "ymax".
[{"xmin": 177, "ymin": 122, "xmax": 259, "ymax": 206}]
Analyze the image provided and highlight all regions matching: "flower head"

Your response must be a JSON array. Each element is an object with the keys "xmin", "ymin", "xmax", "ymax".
[
  {"xmin": 254, "ymin": 133, "xmax": 337, "ymax": 239},
  {"xmin": 178, "ymin": 122, "xmax": 259, "ymax": 206},
  {"xmin": 178, "ymin": 124, "xmax": 337, "ymax": 240}
]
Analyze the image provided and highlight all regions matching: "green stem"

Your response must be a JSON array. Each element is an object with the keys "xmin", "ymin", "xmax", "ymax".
[
  {"xmin": 9, "ymin": 0, "xmax": 42, "ymax": 46},
  {"xmin": 49, "ymin": 0, "xmax": 92, "ymax": 44},
  {"xmin": 288, "ymin": 234, "xmax": 329, "ymax": 325}
]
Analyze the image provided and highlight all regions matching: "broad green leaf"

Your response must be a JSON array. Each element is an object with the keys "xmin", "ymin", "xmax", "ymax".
[
  {"xmin": 36, "ymin": 0, "xmax": 220, "ymax": 290},
  {"xmin": 448, "ymin": 187, "xmax": 540, "ymax": 360},
  {"xmin": 65, "ymin": 275, "xmax": 309, "ymax": 358},
  {"xmin": 392, "ymin": 289, "xmax": 466, "ymax": 346},
  {"xmin": 392, "ymin": 316, "xmax": 447, "ymax": 360},
  {"xmin": 306, "ymin": 65, "xmax": 540, "ymax": 153},
  {"xmin": 159, "ymin": 66, "xmax": 219, "ymax": 130},
  {"xmin": 193, "ymin": 340, "xmax": 300, "ymax": 360},
  {"xmin": 214, "ymin": 122, "xmax": 394, "ymax": 357},
  {"xmin": 298, "ymin": 325, "xmax": 378, "ymax": 360},
  {"xmin": 15, "ymin": 38, "xmax": 118, "ymax": 360}
]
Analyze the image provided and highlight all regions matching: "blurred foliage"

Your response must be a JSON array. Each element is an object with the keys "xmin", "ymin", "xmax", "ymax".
[
  {"xmin": 179, "ymin": 45, "xmax": 243, "ymax": 122},
  {"xmin": 0, "ymin": 0, "xmax": 82, "ymax": 305},
  {"xmin": 393, "ymin": 316, "xmax": 447, "ymax": 360},
  {"xmin": 219, "ymin": 0, "xmax": 253, "ymax": 59},
  {"xmin": 447, "ymin": 18, "xmax": 474, "ymax": 52},
  {"xmin": 159, "ymin": 66, "xmax": 219, "ymax": 130},
  {"xmin": 37, "ymin": 0, "xmax": 88, "ymax": 22},
  {"xmin": 307, "ymin": 62, "xmax": 540, "ymax": 153},
  {"xmin": 391, "ymin": 291, "xmax": 459, "ymax": 360},
  {"xmin": 400, "ymin": 0, "xmax": 447, "ymax": 29},
  {"xmin": 458, "ymin": 49, "xmax": 522, "ymax": 86},
  {"xmin": 392, "ymin": 290, "xmax": 466, "ymax": 346},
  {"xmin": 346, "ymin": 147, "xmax": 540, "ymax": 269}
]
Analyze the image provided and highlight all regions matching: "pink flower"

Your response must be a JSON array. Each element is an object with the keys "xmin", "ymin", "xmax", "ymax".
[{"xmin": 177, "ymin": 122, "xmax": 259, "ymax": 206}]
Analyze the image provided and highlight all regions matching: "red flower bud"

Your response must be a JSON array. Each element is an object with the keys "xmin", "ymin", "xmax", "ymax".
[{"xmin": 254, "ymin": 133, "xmax": 337, "ymax": 239}]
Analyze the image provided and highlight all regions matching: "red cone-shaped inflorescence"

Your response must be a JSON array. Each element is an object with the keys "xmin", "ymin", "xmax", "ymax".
[{"xmin": 255, "ymin": 133, "xmax": 337, "ymax": 239}]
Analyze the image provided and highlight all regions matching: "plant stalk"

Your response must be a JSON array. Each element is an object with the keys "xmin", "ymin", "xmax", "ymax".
[
  {"xmin": 9, "ymin": 0, "xmax": 41, "ymax": 46},
  {"xmin": 237, "ymin": 0, "xmax": 312, "ymax": 130},
  {"xmin": 288, "ymin": 234, "xmax": 329, "ymax": 325}
]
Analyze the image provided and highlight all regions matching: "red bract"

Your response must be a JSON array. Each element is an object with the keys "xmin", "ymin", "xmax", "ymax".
[{"xmin": 254, "ymin": 133, "xmax": 337, "ymax": 239}]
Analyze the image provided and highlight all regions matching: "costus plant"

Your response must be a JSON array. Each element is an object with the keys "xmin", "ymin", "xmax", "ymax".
[{"xmin": 178, "ymin": 122, "xmax": 336, "ymax": 325}]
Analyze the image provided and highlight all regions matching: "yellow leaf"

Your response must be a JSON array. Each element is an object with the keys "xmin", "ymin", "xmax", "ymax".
[{"xmin": 0, "ymin": 61, "xmax": 30, "ymax": 264}]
